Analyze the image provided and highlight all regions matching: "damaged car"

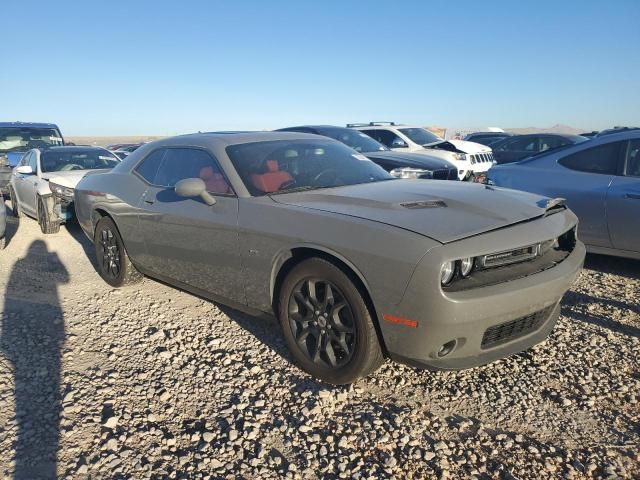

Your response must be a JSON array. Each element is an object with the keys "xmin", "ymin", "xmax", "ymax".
[
  {"xmin": 348, "ymin": 122, "xmax": 495, "ymax": 181},
  {"xmin": 276, "ymin": 125, "xmax": 458, "ymax": 180},
  {"xmin": 9, "ymin": 146, "xmax": 120, "ymax": 234},
  {"xmin": 75, "ymin": 132, "xmax": 585, "ymax": 384}
]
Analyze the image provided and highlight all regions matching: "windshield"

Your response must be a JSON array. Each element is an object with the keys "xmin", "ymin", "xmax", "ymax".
[
  {"xmin": 227, "ymin": 139, "xmax": 393, "ymax": 196},
  {"xmin": 399, "ymin": 128, "xmax": 442, "ymax": 145},
  {"xmin": 41, "ymin": 149, "xmax": 120, "ymax": 173},
  {"xmin": 0, "ymin": 127, "xmax": 64, "ymax": 153},
  {"xmin": 321, "ymin": 128, "xmax": 389, "ymax": 153}
]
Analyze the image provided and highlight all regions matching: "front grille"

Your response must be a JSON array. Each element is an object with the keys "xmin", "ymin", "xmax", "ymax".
[
  {"xmin": 432, "ymin": 168, "xmax": 457, "ymax": 180},
  {"xmin": 481, "ymin": 306, "xmax": 552, "ymax": 349}
]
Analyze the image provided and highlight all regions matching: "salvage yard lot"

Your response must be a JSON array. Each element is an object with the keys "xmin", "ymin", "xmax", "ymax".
[{"xmin": 0, "ymin": 204, "xmax": 638, "ymax": 479}]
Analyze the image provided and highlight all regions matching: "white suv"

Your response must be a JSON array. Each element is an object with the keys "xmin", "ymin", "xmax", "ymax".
[{"xmin": 348, "ymin": 122, "xmax": 495, "ymax": 180}]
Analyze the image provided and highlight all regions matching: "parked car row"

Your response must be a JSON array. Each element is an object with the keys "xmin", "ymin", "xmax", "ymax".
[{"xmin": 2, "ymin": 120, "xmax": 636, "ymax": 384}]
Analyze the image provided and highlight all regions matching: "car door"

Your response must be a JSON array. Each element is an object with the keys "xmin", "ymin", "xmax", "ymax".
[
  {"xmin": 606, "ymin": 139, "xmax": 640, "ymax": 253},
  {"xmin": 14, "ymin": 151, "xmax": 40, "ymax": 216},
  {"xmin": 552, "ymin": 141, "xmax": 626, "ymax": 248},
  {"xmin": 134, "ymin": 146, "xmax": 245, "ymax": 304},
  {"xmin": 494, "ymin": 137, "xmax": 540, "ymax": 164}
]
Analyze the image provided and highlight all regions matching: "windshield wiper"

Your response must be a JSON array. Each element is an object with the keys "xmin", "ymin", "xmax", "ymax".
[{"xmin": 270, "ymin": 185, "xmax": 327, "ymax": 195}]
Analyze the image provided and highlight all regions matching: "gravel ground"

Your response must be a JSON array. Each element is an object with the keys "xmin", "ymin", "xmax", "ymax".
[{"xmin": 0, "ymin": 202, "xmax": 638, "ymax": 480}]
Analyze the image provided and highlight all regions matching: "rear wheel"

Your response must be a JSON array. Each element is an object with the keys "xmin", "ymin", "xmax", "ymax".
[
  {"xmin": 278, "ymin": 258, "xmax": 384, "ymax": 384},
  {"xmin": 9, "ymin": 187, "xmax": 21, "ymax": 218},
  {"xmin": 37, "ymin": 196, "xmax": 60, "ymax": 234},
  {"xmin": 94, "ymin": 216, "xmax": 142, "ymax": 287}
]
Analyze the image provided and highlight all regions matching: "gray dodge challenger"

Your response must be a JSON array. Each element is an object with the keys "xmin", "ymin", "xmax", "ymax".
[{"xmin": 75, "ymin": 132, "xmax": 585, "ymax": 384}]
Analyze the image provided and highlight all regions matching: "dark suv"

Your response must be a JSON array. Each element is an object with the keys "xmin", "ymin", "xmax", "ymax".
[
  {"xmin": 277, "ymin": 125, "xmax": 458, "ymax": 180},
  {"xmin": 0, "ymin": 122, "xmax": 65, "ymax": 194}
]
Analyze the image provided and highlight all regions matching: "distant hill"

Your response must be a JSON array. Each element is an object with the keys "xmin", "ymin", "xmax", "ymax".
[{"xmin": 504, "ymin": 124, "xmax": 588, "ymax": 135}]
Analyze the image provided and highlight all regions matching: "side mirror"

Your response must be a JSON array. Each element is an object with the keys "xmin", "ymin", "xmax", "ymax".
[
  {"xmin": 175, "ymin": 178, "xmax": 216, "ymax": 206},
  {"xmin": 15, "ymin": 165, "xmax": 34, "ymax": 175},
  {"xmin": 391, "ymin": 140, "xmax": 408, "ymax": 148}
]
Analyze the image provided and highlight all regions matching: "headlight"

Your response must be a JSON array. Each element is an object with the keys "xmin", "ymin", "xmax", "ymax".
[
  {"xmin": 460, "ymin": 257, "xmax": 474, "ymax": 277},
  {"xmin": 390, "ymin": 167, "xmax": 432, "ymax": 179},
  {"xmin": 49, "ymin": 182, "xmax": 74, "ymax": 199},
  {"xmin": 454, "ymin": 153, "xmax": 467, "ymax": 161},
  {"xmin": 440, "ymin": 261, "xmax": 455, "ymax": 285}
]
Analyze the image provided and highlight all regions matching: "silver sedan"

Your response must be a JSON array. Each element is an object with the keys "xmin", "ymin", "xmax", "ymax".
[
  {"xmin": 488, "ymin": 128, "xmax": 640, "ymax": 260},
  {"xmin": 74, "ymin": 132, "xmax": 585, "ymax": 384}
]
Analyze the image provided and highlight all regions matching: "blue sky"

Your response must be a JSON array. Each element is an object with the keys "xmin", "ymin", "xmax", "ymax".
[{"xmin": 3, "ymin": 0, "xmax": 639, "ymax": 135}]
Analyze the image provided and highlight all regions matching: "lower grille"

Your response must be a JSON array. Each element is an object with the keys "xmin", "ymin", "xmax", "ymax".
[
  {"xmin": 432, "ymin": 168, "xmax": 457, "ymax": 180},
  {"xmin": 481, "ymin": 307, "xmax": 551, "ymax": 349}
]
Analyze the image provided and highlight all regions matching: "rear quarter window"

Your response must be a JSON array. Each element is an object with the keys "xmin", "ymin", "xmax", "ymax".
[{"xmin": 558, "ymin": 141, "xmax": 624, "ymax": 175}]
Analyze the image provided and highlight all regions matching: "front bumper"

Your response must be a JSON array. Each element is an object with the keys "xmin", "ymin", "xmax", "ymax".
[
  {"xmin": 378, "ymin": 210, "xmax": 585, "ymax": 370},
  {"xmin": 52, "ymin": 195, "xmax": 75, "ymax": 223}
]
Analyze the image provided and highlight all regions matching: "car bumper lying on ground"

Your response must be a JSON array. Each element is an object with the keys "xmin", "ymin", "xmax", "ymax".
[{"xmin": 380, "ymin": 209, "xmax": 586, "ymax": 370}]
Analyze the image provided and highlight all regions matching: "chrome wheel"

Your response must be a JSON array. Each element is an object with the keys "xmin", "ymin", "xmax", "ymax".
[{"xmin": 288, "ymin": 278, "xmax": 356, "ymax": 368}]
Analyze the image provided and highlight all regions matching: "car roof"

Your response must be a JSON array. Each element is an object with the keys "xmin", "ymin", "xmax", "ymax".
[
  {"xmin": 38, "ymin": 146, "xmax": 109, "ymax": 153},
  {"xmin": 0, "ymin": 121, "xmax": 61, "ymax": 129},
  {"xmin": 167, "ymin": 131, "xmax": 327, "ymax": 146}
]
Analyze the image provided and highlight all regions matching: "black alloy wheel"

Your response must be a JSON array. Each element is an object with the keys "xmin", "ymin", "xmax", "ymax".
[
  {"xmin": 98, "ymin": 227, "xmax": 121, "ymax": 280},
  {"xmin": 288, "ymin": 278, "xmax": 356, "ymax": 368},
  {"xmin": 94, "ymin": 216, "xmax": 142, "ymax": 287}
]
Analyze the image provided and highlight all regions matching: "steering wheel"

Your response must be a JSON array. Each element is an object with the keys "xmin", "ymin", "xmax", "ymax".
[
  {"xmin": 313, "ymin": 169, "xmax": 340, "ymax": 184},
  {"xmin": 60, "ymin": 164, "xmax": 84, "ymax": 171}
]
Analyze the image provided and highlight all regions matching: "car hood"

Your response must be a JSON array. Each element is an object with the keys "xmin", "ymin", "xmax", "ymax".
[
  {"xmin": 44, "ymin": 169, "xmax": 111, "ymax": 188},
  {"xmin": 447, "ymin": 139, "xmax": 492, "ymax": 154},
  {"xmin": 364, "ymin": 151, "xmax": 456, "ymax": 170},
  {"xmin": 271, "ymin": 180, "xmax": 552, "ymax": 243}
]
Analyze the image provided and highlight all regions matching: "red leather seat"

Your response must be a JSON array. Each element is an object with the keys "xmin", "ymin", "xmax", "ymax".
[
  {"xmin": 199, "ymin": 166, "xmax": 231, "ymax": 194},
  {"xmin": 251, "ymin": 160, "xmax": 293, "ymax": 193}
]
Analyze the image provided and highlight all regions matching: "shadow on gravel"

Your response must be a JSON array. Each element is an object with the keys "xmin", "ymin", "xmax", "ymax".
[
  {"xmin": 0, "ymin": 240, "xmax": 69, "ymax": 479},
  {"xmin": 584, "ymin": 253, "xmax": 640, "ymax": 280},
  {"xmin": 64, "ymin": 220, "xmax": 97, "ymax": 269},
  {"xmin": 3, "ymin": 201, "xmax": 19, "ymax": 248},
  {"xmin": 215, "ymin": 304, "xmax": 294, "ymax": 365},
  {"xmin": 562, "ymin": 291, "xmax": 640, "ymax": 339}
]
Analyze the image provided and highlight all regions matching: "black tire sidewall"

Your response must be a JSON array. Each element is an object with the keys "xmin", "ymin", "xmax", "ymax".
[
  {"xmin": 94, "ymin": 217, "xmax": 129, "ymax": 287},
  {"xmin": 278, "ymin": 258, "xmax": 379, "ymax": 384},
  {"xmin": 9, "ymin": 187, "xmax": 20, "ymax": 217}
]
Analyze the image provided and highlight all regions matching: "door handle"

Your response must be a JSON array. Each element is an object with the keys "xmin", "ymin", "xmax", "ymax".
[
  {"xmin": 625, "ymin": 193, "xmax": 640, "ymax": 200},
  {"xmin": 144, "ymin": 199, "xmax": 155, "ymax": 205}
]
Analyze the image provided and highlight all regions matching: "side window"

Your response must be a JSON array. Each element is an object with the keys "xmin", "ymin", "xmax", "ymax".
[
  {"xmin": 156, "ymin": 148, "xmax": 232, "ymax": 195},
  {"xmin": 626, "ymin": 139, "xmax": 640, "ymax": 177},
  {"xmin": 29, "ymin": 152, "xmax": 38, "ymax": 171},
  {"xmin": 19, "ymin": 152, "xmax": 31, "ymax": 167},
  {"xmin": 362, "ymin": 129, "xmax": 397, "ymax": 148},
  {"xmin": 135, "ymin": 149, "xmax": 166, "ymax": 184},
  {"xmin": 539, "ymin": 136, "xmax": 565, "ymax": 152},
  {"xmin": 504, "ymin": 137, "xmax": 539, "ymax": 151},
  {"xmin": 558, "ymin": 142, "xmax": 623, "ymax": 175}
]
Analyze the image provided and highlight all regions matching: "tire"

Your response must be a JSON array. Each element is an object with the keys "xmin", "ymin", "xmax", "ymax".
[
  {"xmin": 37, "ymin": 196, "xmax": 60, "ymax": 234},
  {"xmin": 278, "ymin": 258, "xmax": 384, "ymax": 384},
  {"xmin": 94, "ymin": 216, "xmax": 142, "ymax": 287},
  {"xmin": 9, "ymin": 187, "xmax": 21, "ymax": 218}
]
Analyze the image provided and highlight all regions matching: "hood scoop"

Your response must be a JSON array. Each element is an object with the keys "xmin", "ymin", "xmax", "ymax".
[{"xmin": 400, "ymin": 199, "xmax": 447, "ymax": 209}]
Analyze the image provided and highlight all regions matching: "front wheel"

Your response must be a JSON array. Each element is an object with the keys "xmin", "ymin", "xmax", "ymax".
[
  {"xmin": 94, "ymin": 216, "xmax": 142, "ymax": 287},
  {"xmin": 9, "ymin": 187, "xmax": 21, "ymax": 218},
  {"xmin": 37, "ymin": 196, "xmax": 60, "ymax": 234},
  {"xmin": 278, "ymin": 258, "xmax": 384, "ymax": 384}
]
